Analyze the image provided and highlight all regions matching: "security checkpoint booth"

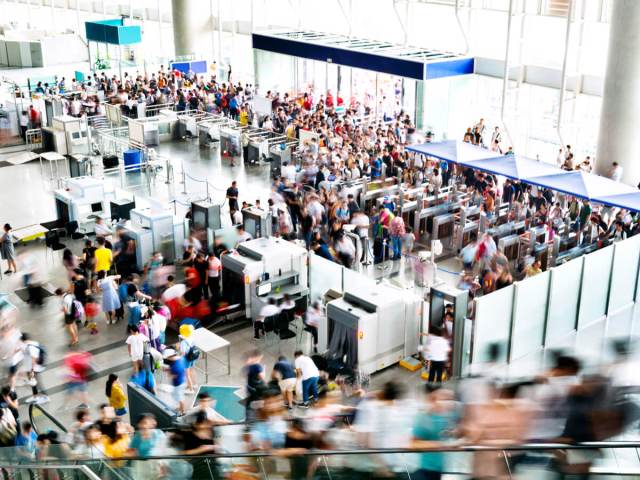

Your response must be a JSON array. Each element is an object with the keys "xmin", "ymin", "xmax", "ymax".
[{"xmin": 407, "ymin": 140, "xmax": 640, "ymax": 268}]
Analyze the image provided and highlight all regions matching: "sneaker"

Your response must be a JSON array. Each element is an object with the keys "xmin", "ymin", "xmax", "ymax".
[
  {"xmin": 3, "ymin": 270, "xmax": 11, "ymax": 275},
  {"xmin": 297, "ymin": 402, "xmax": 309, "ymax": 409},
  {"xmin": 31, "ymin": 394, "xmax": 50, "ymax": 405}
]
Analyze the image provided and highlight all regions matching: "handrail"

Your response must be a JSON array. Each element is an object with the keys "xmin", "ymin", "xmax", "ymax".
[
  {"xmin": 27, "ymin": 440, "xmax": 640, "ymax": 463},
  {"xmin": 0, "ymin": 464, "xmax": 101, "ymax": 480},
  {"xmin": 29, "ymin": 403, "xmax": 68, "ymax": 436}
]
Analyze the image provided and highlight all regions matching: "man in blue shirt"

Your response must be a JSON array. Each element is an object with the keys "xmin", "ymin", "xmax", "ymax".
[
  {"xmin": 273, "ymin": 356, "xmax": 297, "ymax": 408},
  {"xmin": 412, "ymin": 385, "xmax": 459, "ymax": 480},
  {"xmin": 168, "ymin": 352, "xmax": 187, "ymax": 415},
  {"xmin": 371, "ymin": 156, "xmax": 382, "ymax": 178},
  {"xmin": 15, "ymin": 422, "xmax": 37, "ymax": 455}
]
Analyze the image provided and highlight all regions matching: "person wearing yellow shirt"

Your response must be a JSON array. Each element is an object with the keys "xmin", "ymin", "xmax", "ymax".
[
  {"xmin": 94, "ymin": 237, "xmax": 112, "ymax": 274},
  {"xmin": 239, "ymin": 106, "xmax": 249, "ymax": 126},
  {"xmin": 102, "ymin": 421, "xmax": 132, "ymax": 467},
  {"xmin": 525, "ymin": 259, "xmax": 542, "ymax": 278},
  {"xmin": 106, "ymin": 374, "xmax": 127, "ymax": 416}
]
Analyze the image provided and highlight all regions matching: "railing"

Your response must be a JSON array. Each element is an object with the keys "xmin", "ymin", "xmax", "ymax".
[
  {"xmin": 0, "ymin": 441, "xmax": 639, "ymax": 479},
  {"xmin": 20, "ymin": 402, "xmax": 640, "ymax": 478},
  {"xmin": 29, "ymin": 403, "xmax": 68, "ymax": 437},
  {"xmin": 25, "ymin": 128, "xmax": 42, "ymax": 151}
]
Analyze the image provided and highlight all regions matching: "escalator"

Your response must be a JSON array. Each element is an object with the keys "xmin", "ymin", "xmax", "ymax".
[{"xmin": 25, "ymin": 402, "xmax": 640, "ymax": 479}]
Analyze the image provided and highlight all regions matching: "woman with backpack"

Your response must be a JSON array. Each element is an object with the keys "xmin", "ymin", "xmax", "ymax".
[
  {"xmin": 55, "ymin": 288, "xmax": 81, "ymax": 346},
  {"xmin": 178, "ymin": 324, "xmax": 198, "ymax": 395}
]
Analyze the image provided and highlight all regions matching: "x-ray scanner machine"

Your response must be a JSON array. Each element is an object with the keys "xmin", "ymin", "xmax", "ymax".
[
  {"xmin": 221, "ymin": 237, "xmax": 308, "ymax": 319},
  {"xmin": 324, "ymin": 285, "xmax": 421, "ymax": 375}
]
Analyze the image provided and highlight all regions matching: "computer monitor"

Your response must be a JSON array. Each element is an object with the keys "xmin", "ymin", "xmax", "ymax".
[
  {"xmin": 257, "ymin": 283, "xmax": 272, "ymax": 296},
  {"xmin": 91, "ymin": 202, "xmax": 103, "ymax": 213}
]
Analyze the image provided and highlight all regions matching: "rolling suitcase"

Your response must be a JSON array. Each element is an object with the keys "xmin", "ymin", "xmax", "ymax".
[{"xmin": 102, "ymin": 154, "xmax": 119, "ymax": 169}]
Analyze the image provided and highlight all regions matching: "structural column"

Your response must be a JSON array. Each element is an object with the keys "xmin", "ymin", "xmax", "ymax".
[
  {"xmin": 595, "ymin": 0, "xmax": 640, "ymax": 185},
  {"xmin": 171, "ymin": 0, "xmax": 209, "ymax": 59}
]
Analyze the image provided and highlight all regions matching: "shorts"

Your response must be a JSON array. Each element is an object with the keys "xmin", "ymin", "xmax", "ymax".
[
  {"xmin": 64, "ymin": 315, "xmax": 76, "ymax": 325},
  {"xmin": 278, "ymin": 377, "xmax": 296, "ymax": 393},
  {"xmin": 8, "ymin": 364, "xmax": 19, "ymax": 376},
  {"xmin": 68, "ymin": 381, "xmax": 88, "ymax": 393},
  {"xmin": 172, "ymin": 383, "xmax": 186, "ymax": 404}
]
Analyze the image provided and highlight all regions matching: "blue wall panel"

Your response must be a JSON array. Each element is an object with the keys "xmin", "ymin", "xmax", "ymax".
[
  {"xmin": 171, "ymin": 60, "xmax": 208, "ymax": 74},
  {"xmin": 425, "ymin": 58, "xmax": 475, "ymax": 80},
  {"xmin": 85, "ymin": 19, "xmax": 141, "ymax": 45}
]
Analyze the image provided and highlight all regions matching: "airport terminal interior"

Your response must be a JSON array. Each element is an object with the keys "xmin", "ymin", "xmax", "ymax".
[{"xmin": 1, "ymin": 0, "xmax": 640, "ymax": 478}]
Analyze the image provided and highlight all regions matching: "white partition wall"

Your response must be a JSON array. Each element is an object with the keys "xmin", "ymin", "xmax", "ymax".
[
  {"xmin": 609, "ymin": 235, "xmax": 640, "ymax": 315},
  {"xmin": 546, "ymin": 258, "xmax": 583, "ymax": 346},
  {"xmin": 510, "ymin": 271, "xmax": 550, "ymax": 362},
  {"xmin": 577, "ymin": 245, "xmax": 614, "ymax": 328},
  {"xmin": 468, "ymin": 234, "xmax": 640, "ymax": 378},
  {"xmin": 309, "ymin": 254, "xmax": 343, "ymax": 303},
  {"xmin": 473, "ymin": 284, "xmax": 514, "ymax": 363}
]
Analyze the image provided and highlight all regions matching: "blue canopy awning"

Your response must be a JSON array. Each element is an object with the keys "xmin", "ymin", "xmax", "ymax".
[
  {"xmin": 522, "ymin": 170, "xmax": 636, "ymax": 201},
  {"xmin": 592, "ymin": 192, "xmax": 640, "ymax": 211},
  {"xmin": 456, "ymin": 154, "xmax": 566, "ymax": 181},
  {"xmin": 407, "ymin": 140, "xmax": 640, "ymax": 212},
  {"xmin": 406, "ymin": 140, "xmax": 503, "ymax": 164}
]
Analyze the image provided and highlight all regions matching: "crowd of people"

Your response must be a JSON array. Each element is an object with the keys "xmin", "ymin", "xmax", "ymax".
[
  {"xmin": 0, "ymin": 323, "xmax": 635, "ymax": 480},
  {"xmin": 1, "ymin": 66, "xmax": 640, "ymax": 479}
]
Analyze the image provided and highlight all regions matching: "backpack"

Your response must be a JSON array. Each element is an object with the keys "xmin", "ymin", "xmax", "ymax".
[
  {"xmin": 71, "ymin": 300, "xmax": 84, "ymax": 320},
  {"xmin": 185, "ymin": 343, "xmax": 200, "ymax": 362},
  {"xmin": 36, "ymin": 345, "xmax": 47, "ymax": 366}
]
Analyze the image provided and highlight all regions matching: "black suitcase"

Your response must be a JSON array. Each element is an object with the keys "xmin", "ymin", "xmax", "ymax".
[
  {"xmin": 373, "ymin": 237, "xmax": 388, "ymax": 264},
  {"xmin": 103, "ymin": 154, "xmax": 119, "ymax": 168}
]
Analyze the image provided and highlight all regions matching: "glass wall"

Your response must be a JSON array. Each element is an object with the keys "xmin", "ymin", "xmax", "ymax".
[{"xmin": 254, "ymin": 50, "xmax": 417, "ymax": 121}]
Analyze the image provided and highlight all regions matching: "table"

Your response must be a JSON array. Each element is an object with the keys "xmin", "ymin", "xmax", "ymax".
[
  {"xmin": 190, "ymin": 327, "xmax": 231, "ymax": 384},
  {"xmin": 39, "ymin": 151, "xmax": 67, "ymax": 181},
  {"xmin": 12, "ymin": 224, "xmax": 49, "ymax": 243}
]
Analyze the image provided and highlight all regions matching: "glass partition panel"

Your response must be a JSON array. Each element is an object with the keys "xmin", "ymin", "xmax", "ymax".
[
  {"xmin": 254, "ymin": 49, "xmax": 295, "ymax": 95},
  {"xmin": 473, "ymin": 285, "xmax": 514, "ymax": 364},
  {"xmin": 343, "ymin": 267, "xmax": 377, "ymax": 292},
  {"xmin": 632, "ymin": 306, "xmax": 640, "ymax": 337},
  {"xmin": 578, "ymin": 245, "xmax": 614, "ymax": 328},
  {"xmin": 603, "ymin": 307, "xmax": 634, "ymax": 364},
  {"xmin": 546, "ymin": 258, "xmax": 583, "ymax": 343},
  {"xmin": 510, "ymin": 272, "xmax": 550, "ymax": 361},
  {"xmin": 309, "ymin": 253, "xmax": 343, "ymax": 304},
  {"xmin": 609, "ymin": 236, "xmax": 640, "ymax": 314},
  {"xmin": 575, "ymin": 318, "xmax": 606, "ymax": 366},
  {"xmin": 508, "ymin": 348, "xmax": 544, "ymax": 378}
]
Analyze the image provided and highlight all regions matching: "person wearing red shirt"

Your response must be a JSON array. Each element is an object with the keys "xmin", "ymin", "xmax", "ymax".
[{"xmin": 326, "ymin": 91, "xmax": 334, "ymax": 108}]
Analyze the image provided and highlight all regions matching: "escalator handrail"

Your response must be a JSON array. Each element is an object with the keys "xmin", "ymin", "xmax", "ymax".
[
  {"xmin": 16, "ymin": 440, "xmax": 640, "ymax": 463},
  {"xmin": 0, "ymin": 463, "xmax": 100, "ymax": 480},
  {"xmin": 29, "ymin": 403, "xmax": 69, "ymax": 436}
]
